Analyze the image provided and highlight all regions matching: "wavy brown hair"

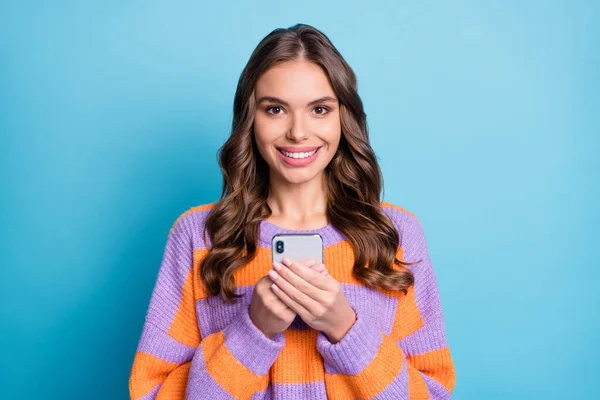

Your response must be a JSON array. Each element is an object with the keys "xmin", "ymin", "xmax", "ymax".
[{"xmin": 201, "ymin": 23, "xmax": 420, "ymax": 304}]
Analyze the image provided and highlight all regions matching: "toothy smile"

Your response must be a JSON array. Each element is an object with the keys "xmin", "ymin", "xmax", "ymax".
[{"xmin": 277, "ymin": 148, "xmax": 319, "ymax": 159}]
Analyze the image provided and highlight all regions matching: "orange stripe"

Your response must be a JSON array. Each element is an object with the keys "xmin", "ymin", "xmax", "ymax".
[
  {"xmin": 407, "ymin": 347, "xmax": 456, "ymax": 393},
  {"xmin": 378, "ymin": 244, "xmax": 425, "ymax": 340},
  {"xmin": 193, "ymin": 246, "xmax": 274, "ymax": 301},
  {"xmin": 224, "ymin": 241, "xmax": 399, "ymax": 288},
  {"xmin": 271, "ymin": 329, "xmax": 324, "ymax": 384},
  {"xmin": 155, "ymin": 362, "xmax": 191, "ymax": 400},
  {"xmin": 407, "ymin": 364, "xmax": 430, "ymax": 399},
  {"xmin": 193, "ymin": 238, "xmax": 425, "ymax": 340},
  {"xmin": 168, "ymin": 268, "xmax": 201, "ymax": 347},
  {"xmin": 151, "ymin": 200, "xmax": 452, "ymax": 400},
  {"xmin": 322, "ymin": 339, "xmax": 454, "ymax": 399},
  {"xmin": 231, "ymin": 246, "xmax": 275, "ymax": 288},
  {"xmin": 323, "ymin": 241, "xmax": 366, "ymax": 284},
  {"xmin": 201, "ymin": 331, "xmax": 269, "ymax": 399},
  {"xmin": 192, "ymin": 248, "xmax": 210, "ymax": 302},
  {"xmin": 385, "ymin": 284, "xmax": 425, "ymax": 340},
  {"xmin": 130, "ymin": 352, "xmax": 178, "ymax": 399},
  {"xmin": 187, "ymin": 200, "xmax": 416, "ymax": 297},
  {"xmin": 324, "ymin": 334, "xmax": 404, "ymax": 399}
]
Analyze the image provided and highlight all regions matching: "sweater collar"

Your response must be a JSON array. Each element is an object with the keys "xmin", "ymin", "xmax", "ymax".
[{"xmin": 258, "ymin": 219, "xmax": 346, "ymax": 248}]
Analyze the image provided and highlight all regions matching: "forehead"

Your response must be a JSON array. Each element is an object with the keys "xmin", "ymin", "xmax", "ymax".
[{"xmin": 255, "ymin": 61, "xmax": 335, "ymax": 100}]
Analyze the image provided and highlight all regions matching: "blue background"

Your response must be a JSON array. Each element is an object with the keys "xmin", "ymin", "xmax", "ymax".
[{"xmin": 1, "ymin": 1, "xmax": 598, "ymax": 398}]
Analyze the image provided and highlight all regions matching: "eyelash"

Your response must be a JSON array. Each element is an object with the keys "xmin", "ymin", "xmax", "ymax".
[{"xmin": 266, "ymin": 105, "xmax": 331, "ymax": 116}]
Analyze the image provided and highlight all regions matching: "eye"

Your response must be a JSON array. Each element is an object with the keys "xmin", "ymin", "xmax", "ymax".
[
  {"xmin": 266, "ymin": 106, "xmax": 284, "ymax": 115},
  {"xmin": 313, "ymin": 106, "xmax": 330, "ymax": 115}
]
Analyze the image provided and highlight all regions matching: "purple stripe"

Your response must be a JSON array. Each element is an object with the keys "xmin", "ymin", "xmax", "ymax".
[
  {"xmin": 137, "ymin": 322, "xmax": 196, "ymax": 364},
  {"xmin": 340, "ymin": 283, "xmax": 398, "ymax": 335},
  {"xmin": 185, "ymin": 335, "xmax": 283, "ymax": 400},
  {"xmin": 146, "ymin": 215, "xmax": 193, "ymax": 333},
  {"xmin": 381, "ymin": 205, "xmax": 405, "ymax": 246},
  {"xmin": 188, "ymin": 203, "xmax": 405, "ymax": 252},
  {"xmin": 289, "ymin": 284, "xmax": 397, "ymax": 333},
  {"xmin": 197, "ymin": 284, "xmax": 394, "ymax": 336},
  {"xmin": 396, "ymin": 211, "xmax": 445, "ymax": 324},
  {"xmin": 250, "ymin": 384, "xmax": 271, "ymax": 399},
  {"xmin": 186, "ymin": 208, "xmax": 213, "ymax": 249},
  {"xmin": 372, "ymin": 353, "xmax": 452, "ymax": 400},
  {"xmin": 222, "ymin": 301, "xmax": 286, "ymax": 376},
  {"xmin": 186, "ymin": 345, "xmax": 238, "ymax": 400},
  {"xmin": 258, "ymin": 219, "xmax": 347, "ymax": 249},
  {"xmin": 196, "ymin": 285, "xmax": 342, "ymax": 337},
  {"xmin": 196, "ymin": 284, "xmax": 397, "ymax": 376},
  {"xmin": 383, "ymin": 205, "xmax": 453, "ymax": 398},
  {"xmin": 271, "ymin": 381, "xmax": 328, "ymax": 399},
  {"xmin": 423, "ymin": 373, "xmax": 452, "ymax": 399},
  {"xmin": 196, "ymin": 289, "xmax": 253, "ymax": 338},
  {"xmin": 185, "ymin": 207, "xmax": 349, "ymax": 250},
  {"xmin": 398, "ymin": 318, "xmax": 448, "ymax": 355},
  {"xmin": 316, "ymin": 306, "xmax": 383, "ymax": 375}
]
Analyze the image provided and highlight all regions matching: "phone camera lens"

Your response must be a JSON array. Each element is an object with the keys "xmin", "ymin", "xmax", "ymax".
[{"xmin": 275, "ymin": 240, "xmax": 284, "ymax": 254}]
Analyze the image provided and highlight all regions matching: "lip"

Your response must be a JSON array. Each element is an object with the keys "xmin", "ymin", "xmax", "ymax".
[
  {"xmin": 276, "ymin": 146, "xmax": 322, "ymax": 167},
  {"xmin": 276, "ymin": 146, "xmax": 321, "ymax": 153}
]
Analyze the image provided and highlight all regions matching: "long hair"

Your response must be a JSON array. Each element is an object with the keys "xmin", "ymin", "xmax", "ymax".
[{"xmin": 202, "ymin": 23, "xmax": 418, "ymax": 303}]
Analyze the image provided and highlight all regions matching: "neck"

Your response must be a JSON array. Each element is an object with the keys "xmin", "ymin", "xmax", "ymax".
[{"xmin": 267, "ymin": 171, "xmax": 328, "ymax": 224}]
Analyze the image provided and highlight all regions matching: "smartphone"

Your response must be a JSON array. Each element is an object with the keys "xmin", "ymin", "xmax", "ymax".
[{"xmin": 272, "ymin": 234, "xmax": 324, "ymax": 265}]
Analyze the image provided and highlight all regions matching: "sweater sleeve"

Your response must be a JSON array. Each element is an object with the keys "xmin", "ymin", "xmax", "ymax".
[
  {"xmin": 129, "ymin": 213, "xmax": 286, "ymax": 400},
  {"xmin": 315, "ymin": 212, "xmax": 456, "ymax": 399}
]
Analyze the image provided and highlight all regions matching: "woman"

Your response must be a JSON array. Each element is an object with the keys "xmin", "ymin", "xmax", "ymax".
[{"xmin": 129, "ymin": 23, "xmax": 456, "ymax": 399}]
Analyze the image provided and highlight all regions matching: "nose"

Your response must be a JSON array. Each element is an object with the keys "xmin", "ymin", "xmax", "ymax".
[{"xmin": 286, "ymin": 114, "xmax": 309, "ymax": 142}]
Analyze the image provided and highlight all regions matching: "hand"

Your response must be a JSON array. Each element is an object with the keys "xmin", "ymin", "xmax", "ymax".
[
  {"xmin": 268, "ymin": 258, "xmax": 357, "ymax": 344},
  {"xmin": 249, "ymin": 260, "xmax": 326, "ymax": 339}
]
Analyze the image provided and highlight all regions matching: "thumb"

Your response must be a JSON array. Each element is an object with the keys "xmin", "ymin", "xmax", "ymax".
[
  {"xmin": 311, "ymin": 263, "xmax": 329, "ymax": 276},
  {"xmin": 300, "ymin": 259, "xmax": 329, "ymax": 276}
]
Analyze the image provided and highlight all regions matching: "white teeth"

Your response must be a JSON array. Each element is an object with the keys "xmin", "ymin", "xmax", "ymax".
[{"xmin": 279, "ymin": 148, "xmax": 318, "ymax": 159}]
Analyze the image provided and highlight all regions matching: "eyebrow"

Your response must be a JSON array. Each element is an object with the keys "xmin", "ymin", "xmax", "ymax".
[{"xmin": 256, "ymin": 96, "xmax": 338, "ymax": 107}]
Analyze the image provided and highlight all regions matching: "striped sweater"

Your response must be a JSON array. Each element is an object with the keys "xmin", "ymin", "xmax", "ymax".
[{"xmin": 129, "ymin": 201, "xmax": 456, "ymax": 399}]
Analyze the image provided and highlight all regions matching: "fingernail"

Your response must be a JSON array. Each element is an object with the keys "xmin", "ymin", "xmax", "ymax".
[
  {"xmin": 305, "ymin": 259, "xmax": 316, "ymax": 267},
  {"xmin": 273, "ymin": 262, "xmax": 282, "ymax": 271},
  {"xmin": 282, "ymin": 258, "xmax": 291, "ymax": 266},
  {"xmin": 268, "ymin": 270, "xmax": 278, "ymax": 280}
]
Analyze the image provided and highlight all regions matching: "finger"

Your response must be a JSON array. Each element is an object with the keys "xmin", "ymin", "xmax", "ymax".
[
  {"xmin": 271, "ymin": 262, "xmax": 323, "ymax": 314},
  {"xmin": 269, "ymin": 281, "xmax": 311, "ymax": 320},
  {"xmin": 281, "ymin": 258, "xmax": 331, "ymax": 291},
  {"xmin": 309, "ymin": 264, "xmax": 328, "ymax": 276},
  {"xmin": 277, "ymin": 260, "xmax": 329, "ymax": 297},
  {"xmin": 314, "ymin": 263, "xmax": 332, "ymax": 277},
  {"xmin": 298, "ymin": 259, "xmax": 327, "ymax": 275},
  {"xmin": 266, "ymin": 275, "xmax": 292, "ymax": 309},
  {"xmin": 301, "ymin": 258, "xmax": 317, "ymax": 268}
]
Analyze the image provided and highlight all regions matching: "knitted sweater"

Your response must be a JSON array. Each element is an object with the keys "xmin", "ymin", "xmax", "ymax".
[{"xmin": 129, "ymin": 201, "xmax": 456, "ymax": 399}]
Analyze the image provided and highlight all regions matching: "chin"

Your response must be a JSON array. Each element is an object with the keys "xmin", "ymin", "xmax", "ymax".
[{"xmin": 279, "ymin": 169, "xmax": 322, "ymax": 185}]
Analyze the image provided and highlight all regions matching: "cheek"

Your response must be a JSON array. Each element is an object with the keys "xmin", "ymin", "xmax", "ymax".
[
  {"xmin": 253, "ymin": 119, "xmax": 279, "ymax": 162},
  {"xmin": 321, "ymin": 120, "xmax": 341, "ymax": 147},
  {"xmin": 254, "ymin": 116, "xmax": 282, "ymax": 144},
  {"xmin": 318, "ymin": 113, "xmax": 341, "ymax": 138}
]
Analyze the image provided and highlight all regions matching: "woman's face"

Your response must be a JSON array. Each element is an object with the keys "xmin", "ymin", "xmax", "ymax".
[{"xmin": 253, "ymin": 60, "xmax": 341, "ymax": 185}]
